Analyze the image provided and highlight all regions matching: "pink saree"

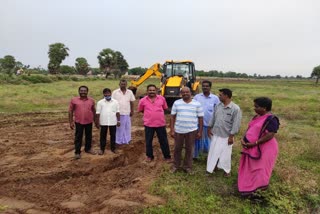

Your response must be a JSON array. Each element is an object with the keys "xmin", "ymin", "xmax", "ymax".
[{"xmin": 238, "ymin": 114, "xmax": 278, "ymax": 195}]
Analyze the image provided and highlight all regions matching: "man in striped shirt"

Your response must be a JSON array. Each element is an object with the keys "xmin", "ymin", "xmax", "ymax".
[{"xmin": 170, "ymin": 87, "xmax": 204, "ymax": 174}]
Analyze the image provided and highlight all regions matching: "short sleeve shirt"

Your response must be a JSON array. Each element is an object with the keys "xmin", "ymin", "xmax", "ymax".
[
  {"xmin": 69, "ymin": 97, "xmax": 95, "ymax": 125},
  {"xmin": 209, "ymin": 102, "xmax": 242, "ymax": 137},
  {"xmin": 138, "ymin": 95, "xmax": 168, "ymax": 127},
  {"xmin": 112, "ymin": 89, "xmax": 136, "ymax": 115},
  {"xmin": 96, "ymin": 98, "xmax": 120, "ymax": 126},
  {"xmin": 171, "ymin": 99, "xmax": 204, "ymax": 134}
]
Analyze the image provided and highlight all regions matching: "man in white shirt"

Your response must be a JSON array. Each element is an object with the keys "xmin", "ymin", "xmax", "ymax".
[
  {"xmin": 112, "ymin": 79, "xmax": 136, "ymax": 144},
  {"xmin": 95, "ymin": 88, "xmax": 120, "ymax": 154}
]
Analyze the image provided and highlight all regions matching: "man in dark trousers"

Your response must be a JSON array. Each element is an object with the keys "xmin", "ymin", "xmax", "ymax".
[
  {"xmin": 95, "ymin": 88, "xmax": 120, "ymax": 155},
  {"xmin": 138, "ymin": 84, "xmax": 171, "ymax": 162},
  {"xmin": 69, "ymin": 85, "xmax": 96, "ymax": 159}
]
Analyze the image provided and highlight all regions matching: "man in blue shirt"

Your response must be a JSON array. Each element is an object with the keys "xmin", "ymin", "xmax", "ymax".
[{"xmin": 193, "ymin": 80, "xmax": 220, "ymax": 160}]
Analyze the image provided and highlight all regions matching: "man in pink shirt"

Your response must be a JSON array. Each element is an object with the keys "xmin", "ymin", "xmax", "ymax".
[
  {"xmin": 69, "ymin": 85, "xmax": 96, "ymax": 159},
  {"xmin": 138, "ymin": 84, "xmax": 171, "ymax": 162}
]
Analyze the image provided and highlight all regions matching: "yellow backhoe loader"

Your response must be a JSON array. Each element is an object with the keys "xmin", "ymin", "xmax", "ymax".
[{"xmin": 130, "ymin": 60, "xmax": 200, "ymax": 106}]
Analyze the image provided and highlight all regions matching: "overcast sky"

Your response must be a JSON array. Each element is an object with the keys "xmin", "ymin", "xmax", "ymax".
[{"xmin": 1, "ymin": 0, "xmax": 319, "ymax": 77}]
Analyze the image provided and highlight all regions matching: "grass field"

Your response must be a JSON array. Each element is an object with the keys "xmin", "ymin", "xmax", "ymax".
[{"xmin": 1, "ymin": 77, "xmax": 319, "ymax": 213}]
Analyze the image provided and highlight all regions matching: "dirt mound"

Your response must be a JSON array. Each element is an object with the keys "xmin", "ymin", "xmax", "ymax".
[{"xmin": 0, "ymin": 111, "xmax": 173, "ymax": 213}]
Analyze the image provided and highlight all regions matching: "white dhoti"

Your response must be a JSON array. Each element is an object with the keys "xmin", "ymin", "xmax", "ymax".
[{"xmin": 206, "ymin": 135, "xmax": 233, "ymax": 173}]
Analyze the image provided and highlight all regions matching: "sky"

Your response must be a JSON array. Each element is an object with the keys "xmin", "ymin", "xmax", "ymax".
[{"xmin": 1, "ymin": 0, "xmax": 319, "ymax": 77}]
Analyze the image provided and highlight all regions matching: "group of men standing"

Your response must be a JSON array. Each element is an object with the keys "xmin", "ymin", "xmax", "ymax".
[
  {"xmin": 68, "ymin": 80, "xmax": 135, "ymax": 159},
  {"xmin": 169, "ymin": 81, "xmax": 241, "ymax": 175},
  {"xmin": 68, "ymin": 79, "xmax": 242, "ymax": 177}
]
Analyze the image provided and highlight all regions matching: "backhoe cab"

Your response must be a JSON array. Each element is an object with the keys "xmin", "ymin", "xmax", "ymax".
[
  {"xmin": 160, "ymin": 60, "xmax": 199, "ymax": 106},
  {"xmin": 130, "ymin": 60, "xmax": 200, "ymax": 106}
]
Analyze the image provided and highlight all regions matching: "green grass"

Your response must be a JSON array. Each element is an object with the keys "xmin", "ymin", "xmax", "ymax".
[
  {"xmin": 143, "ymin": 79, "xmax": 320, "ymax": 213},
  {"xmin": 1, "ymin": 77, "xmax": 320, "ymax": 213},
  {"xmin": 0, "ymin": 80, "xmax": 119, "ymax": 113}
]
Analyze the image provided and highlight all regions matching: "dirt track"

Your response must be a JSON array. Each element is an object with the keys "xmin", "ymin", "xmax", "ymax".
[{"xmin": 0, "ymin": 110, "xmax": 173, "ymax": 213}]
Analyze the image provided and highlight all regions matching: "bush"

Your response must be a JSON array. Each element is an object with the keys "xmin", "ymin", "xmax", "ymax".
[
  {"xmin": 0, "ymin": 73, "xmax": 103, "ymax": 85},
  {"xmin": 0, "ymin": 73, "xmax": 21, "ymax": 84},
  {"xmin": 21, "ymin": 75, "xmax": 53, "ymax": 83}
]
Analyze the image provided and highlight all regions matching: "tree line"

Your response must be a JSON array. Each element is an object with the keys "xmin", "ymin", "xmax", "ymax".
[
  {"xmin": 47, "ymin": 43, "xmax": 128, "ymax": 78},
  {"xmin": 127, "ymin": 66, "xmax": 319, "ymax": 81},
  {"xmin": 0, "ymin": 42, "xmax": 319, "ymax": 83},
  {"xmin": 0, "ymin": 43, "xmax": 129, "ymax": 78}
]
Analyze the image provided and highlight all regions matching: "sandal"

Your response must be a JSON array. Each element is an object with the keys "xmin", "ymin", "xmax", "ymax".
[
  {"xmin": 224, "ymin": 172, "xmax": 231, "ymax": 177},
  {"xmin": 85, "ymin": 150, "xmax": 96, "ymax": 155}
]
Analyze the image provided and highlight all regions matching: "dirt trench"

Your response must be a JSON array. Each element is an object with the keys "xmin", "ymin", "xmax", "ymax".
[{"xmin": 0, "ymin": 111, "xmax": 173, "ymax": 213}]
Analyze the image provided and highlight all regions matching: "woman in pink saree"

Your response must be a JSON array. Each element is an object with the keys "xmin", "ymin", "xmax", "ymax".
[{"xmin": 238, "ymin": 97, "xmax": 280, "ymax": 197}]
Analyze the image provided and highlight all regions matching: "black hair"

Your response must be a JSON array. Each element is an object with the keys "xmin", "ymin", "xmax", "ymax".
[
  {"xmin": 78, "ymin": 85, "xmax": 89, "ymax": 92},
  {"xmin": 119, "ymin": 79, "xmax": 127, "ymax": 84},
  {"xmin": 202, "ymin": 80, "xmax": 212, "ymax": 87},
  {"xmin": 102, "ymin": 88, "xmax": 111, "ymax": 94},
  {"xmin": 254, "ymin": 97, "xmax": 272, "ymax": 111},
  {"xmin": 147, "ymin": 84, "xmax": 157, "ymax": 89},
  {"xmin": 219, "ymin": 88, "xmax": 232, "ymax": 98}
]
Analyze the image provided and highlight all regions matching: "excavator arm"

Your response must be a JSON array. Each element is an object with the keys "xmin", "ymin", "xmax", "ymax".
[
  {"xmin": 130, "ymin": 63, "xmax": 162, "ymax": 95},
  {"xmin": 131, "ymin": 63, "xmax": 162, "ymax": 87}
]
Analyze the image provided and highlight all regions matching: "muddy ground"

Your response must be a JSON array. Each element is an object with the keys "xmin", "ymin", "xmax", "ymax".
[{"xmin": 0, "ymin": 109, "xmax": 174, "ymax": 213}]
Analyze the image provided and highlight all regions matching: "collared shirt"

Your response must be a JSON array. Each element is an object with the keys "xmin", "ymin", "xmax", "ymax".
[
  {"xmin": 208, "ymin": 101, "xmax": 242, "ymax": 138},
  {"xmin": 171, "ymin": 99, "xmax": 204, "ymax": 134},
  {"xmin": 138, "ymin": 95, "xmax": 168, "ymax": 127},
  {"xmin": 112, "ymin": 88, "xmax": 136, "ymax": 115},
  {"xmin": 193, "ymin": 93, "xmax": 220, "ymax": 126},
  {"xmin": 69, "ymin": 97, "xmax": 95, "ymax": 125},
  {"xmin": 96, "ymin": 98, "xmax": 120, "ymax": 126}
]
